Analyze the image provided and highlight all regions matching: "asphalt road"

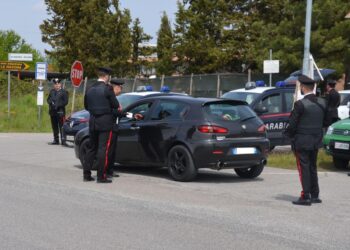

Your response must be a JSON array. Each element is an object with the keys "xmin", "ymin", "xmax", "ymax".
[{"xmin": 0, "ymin": 133, "xmax": 349, "ymax": 250}]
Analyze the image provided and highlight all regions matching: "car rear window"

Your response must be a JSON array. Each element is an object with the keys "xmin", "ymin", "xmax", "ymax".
[{"xmin": 204, "ymin": 103, "xmax": 257, "ymax": 122}]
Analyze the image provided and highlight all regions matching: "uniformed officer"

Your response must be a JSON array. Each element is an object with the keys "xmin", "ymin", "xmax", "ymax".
[
  {"xmin": 325, "ymin": 80, "xmax": 340, "ymax": 124},
  {"xmin": 83, "ymin": 67, "xmax": 119, "ymax": 183},
  {"xmin": 106, "ymin": 78, "xmax": 126, "ymax": 178},
  {"xmin": 285, "ymin": 75, "xmax": 326, "ymax": 206},
  {"xmin": 47, "ymin": 78, "xmax": 69, "ymax": 145}
]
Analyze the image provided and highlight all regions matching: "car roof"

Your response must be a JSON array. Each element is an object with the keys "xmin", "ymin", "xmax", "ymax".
[
  {"xmin": 121, "ymin": 91, "xmax": 188, "ymax": 97},
  {"xmin": 228, "ymin": 87, "xmax": 275, "ymax": 94},
  {"xmin": 142, "ymin": 95, "xmax": 247, "ymax": 105}
]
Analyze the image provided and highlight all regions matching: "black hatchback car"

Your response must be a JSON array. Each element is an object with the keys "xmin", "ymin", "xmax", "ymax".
[{"xmin": 74, "ymin": 96, "xmax": 269, "ymax": 181}]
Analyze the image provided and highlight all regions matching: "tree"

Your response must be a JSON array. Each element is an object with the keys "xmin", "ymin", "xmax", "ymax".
[
  {"xmin": 0, "ymin": 30, "xmax": 43, "ymax": 69},
  {"xmin": 131, "ymin": 18, "xmax": 152, "ymax": 76},
  {"xmin": 156, "ymin": 12, "xmax": 174, "ymax": 76},
  {"xmin": 40, "ymin": 0, "xmax": 132, "ymax": 77}
]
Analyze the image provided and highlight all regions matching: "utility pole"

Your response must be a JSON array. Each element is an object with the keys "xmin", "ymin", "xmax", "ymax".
[{"xmin": 302, "ymin": 0, "xmax": 313, "ymax": 77}]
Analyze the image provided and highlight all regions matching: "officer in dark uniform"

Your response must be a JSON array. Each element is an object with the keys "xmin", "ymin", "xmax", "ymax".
[
  {"xmin": 285, "ymin": 75, "xmax": 326, "ymax": 206},
  {"xmin": 106, "ymin": 78, "xmax": 126, "ymax": 178},
  {"xmin": 47, "ymin": 78, "xmax": 69, "ymax": 145},
  {"xmin": 83, "ymin": 67, "xmax": 119, "ymax": 183},
  {"xmin": 325, "ymin": 80, "xmax": 340, "ymax": 124}
]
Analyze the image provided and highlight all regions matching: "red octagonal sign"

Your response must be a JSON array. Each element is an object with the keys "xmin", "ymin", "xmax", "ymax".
[{"xmin": 70, "ymin": 61, "xmax": 84, "ymax": 87}]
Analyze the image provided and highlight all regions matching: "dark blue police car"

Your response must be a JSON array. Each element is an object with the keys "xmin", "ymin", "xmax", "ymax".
[
  {"xmin": 75, "ymin": 95, "xmax": 269, "ymax": 182},
  {"xmin": 222, "ymin": 81, "xmax": 295, "ymax": 149}
]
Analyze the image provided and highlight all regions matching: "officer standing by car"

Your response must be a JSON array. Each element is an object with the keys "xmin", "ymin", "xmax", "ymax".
[
  {"xmin": 47, "ymin": 78, "xmax": 69, "ymax": 146},
  {"xmin": 106, "ymin": 78, "xmax": 126, "ymax": 178},
  {"xmin": 83, "ymin": 67, "xmax": 119, "ymax": 183},
  {"xmin": 285, "ymin": 75, "xmax": 326, "ymax": 206},
  {"xmin": 325, "ymin": 80, "xmax": 340, "ymax": 124}
]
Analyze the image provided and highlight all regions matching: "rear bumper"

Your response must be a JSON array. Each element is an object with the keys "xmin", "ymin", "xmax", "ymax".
[
  {"xmin": 191, "ymin": 137, "xmax": 270, "ymax": 169},
  {"xmin": 323, "ymin": 140, "xmax": 350, "ymax": 160}
]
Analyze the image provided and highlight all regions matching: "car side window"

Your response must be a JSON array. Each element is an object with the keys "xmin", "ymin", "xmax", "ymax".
[
  {"xmin": 284, "ymin": 92, "xmax": 294, "ymax": 112},
  {"xmin": 128, "ymin": 102, "xmax": 153, "ymax": 119},
  {"xmin": 151, "ymin": 101, "xmax": 189, "ymax": 121},
  {"xmin": 258, "ymin": 93, "xmax": 282, "ymax": 114}
]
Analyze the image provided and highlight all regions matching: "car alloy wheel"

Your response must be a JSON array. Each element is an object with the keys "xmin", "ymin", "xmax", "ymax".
[{"xmin": 167, "ymin": 145, "xmax": 197, "ymax": 182}]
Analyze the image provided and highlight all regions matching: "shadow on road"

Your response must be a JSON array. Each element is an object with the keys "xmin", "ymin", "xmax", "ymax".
[{"xmin": 275, "ymin": 194, "xmax": 298, "ymax": 202}]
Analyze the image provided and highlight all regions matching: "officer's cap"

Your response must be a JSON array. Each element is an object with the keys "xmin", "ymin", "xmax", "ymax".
[
  {"xmin": 97, "ymin": 66, "xmax": 112, "ymax": 75},
  {"xmin": 110, "ymin": 78, "xmax": 125, "ymax": 86},
  {"xmin": 327, "ymin": 80, "xmax": 336, "ymax": 87},
  {"xmin": 298, "ymin": 75, "xmax": 315, "ymax": 85},
  {"xmin": 52, "ymin": 78, "xmax": 61, "ymax": 84}
]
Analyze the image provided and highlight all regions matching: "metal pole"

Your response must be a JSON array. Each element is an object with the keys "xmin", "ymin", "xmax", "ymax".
[
  {"xmin": 269, "ymin": 49, "xmax": 272, "ymax": 87},
  {"xmin": 189, "ymin": 73, "xmax": 193, "ymax": 96},
  {"xmin": 83, "ymin": 77, "xmax": 88, "ymax": 96},
  {"xmin": 216, "ymin": 74, "xmax": 221, "ymax": 98},
  {"xmin": 7, "ymin": 71, "xmax": 10, "ymax": 118},
  {"xmin": 302, "ymin": 0, "xmax": 313, "ymax": 76},
  {"xmin": 71, "ymin": 87, "xmax": 76, "ymax": 114},
  {"xmin": 132, "ymin": 76, "xmax": 137, "ymax": 92},
  {"xmin": 38, "ymin": 81, "xmax": 42, "ymax": 127},
  {"xmin": 248, "ymin": 69, "xmax": 251, "ymax": 82},
  {"xmin": 160, "ymin": 74, "xmax": 165, "ymax": 89}
]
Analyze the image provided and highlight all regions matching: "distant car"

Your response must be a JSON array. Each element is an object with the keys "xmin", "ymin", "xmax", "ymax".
[
  {"xmin": 338, "ymin": 90, "xmax": 350, "ymax": 120},
  {"xmin": 222, "ymin": 82, "xmax": 295, "ymax": 149},
  {"xmin": 74, "ymin": 95, "xmax": 269, "ymax": 181},
  {"xmin": 62, "ymin": 91, "xmax": 187, "ymax": 143},
  {"xmin": 323, "ymin": 117, "xmax": 350, "ymax": 169}
]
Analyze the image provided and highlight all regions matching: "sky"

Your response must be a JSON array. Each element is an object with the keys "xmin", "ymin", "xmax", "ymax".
[{"xmin": 0, "ymin": 0, "xmax": 178, "ymax": 55}]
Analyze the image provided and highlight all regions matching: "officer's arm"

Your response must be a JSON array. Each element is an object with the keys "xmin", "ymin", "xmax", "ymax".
[
  {"xmin": 84, "ymin": 94, "xmax": 88, "ymax": 111},
  {"xmin": 47, "ymin": 90, "xmax": 52, "ymax": 105},
  {"xmin": 285, "ymin": 101, "xmax": 304, "ymax": 138},
  {"xmin": 105, "ymin": 87, "xmax": 119, "ymax": 110},
  {"xmin": 62, "ymin": 91, "xmax": 69, "ymax": 107}
]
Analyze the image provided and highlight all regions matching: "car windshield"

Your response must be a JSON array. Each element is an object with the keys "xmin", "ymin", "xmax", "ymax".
[
  {"xmin": 340, "ymin": 93, "xmax": 350, "ymax": 105},
  {"xmin": 221, "ymin": 92, "xmax": 259, "ymax": 105},
  {"xmin": 204, "ymin": 103, "xmax": 257, "ymax": 122},
  {"xmin": 117, "ymin": 94, "xmax": 143, "ymax": 110}
]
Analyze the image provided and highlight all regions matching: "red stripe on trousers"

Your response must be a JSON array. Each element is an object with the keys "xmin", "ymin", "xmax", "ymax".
[
  {"xmin": 103, "ymin": 131, "xmax": 113, "ymax": 179},
  {"xmin": 295, "ymin": 152, "xmax": 304, "ymax": 198}
]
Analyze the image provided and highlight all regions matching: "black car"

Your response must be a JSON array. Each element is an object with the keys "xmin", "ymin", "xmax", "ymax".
[
  {"xmin": 62, "ymin": 91, "xmax": 187, "ymax": 143},
  {"xmin": 74, "ymin": 95, "xmax": 269, "ymax": 181},
  {"xmin": 222, "ymin": 82, "xmax": 295, "ymax": 149}
]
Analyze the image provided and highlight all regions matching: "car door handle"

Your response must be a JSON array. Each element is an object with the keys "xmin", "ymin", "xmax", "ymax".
[{"xmin": 130, "ymin": 125, "xmax": 140, "ymax": 130}]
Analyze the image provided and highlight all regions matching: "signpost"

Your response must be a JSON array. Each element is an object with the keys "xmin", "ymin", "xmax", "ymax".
[
  {"xmin": 263, "ymin": 53, "xmax": 280, "ymax": 87},
  {"xmin": 70, "ymin": 61, "xmax": 84, "ymax": 113},
  {"xmin": 35, "ymin": 62, "xmax": 48, "ymax": 125},
  {"xmin": 0, "ymin": 61, "xmax": 29, "ymax": 71},
  {"xmin": 8, "ymin": 53, "xmax": 33, "ymax": 62}
]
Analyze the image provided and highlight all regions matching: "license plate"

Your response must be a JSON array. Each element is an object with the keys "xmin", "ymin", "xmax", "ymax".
[
  {"xmin": 232, "ymin": 147, "xmax": 257, "ymax": 155},
  {"xmin": 66, "ymin": 135, "xmax": 75, "ymax": 141},
  {"xmin": 334, "ymin": 142, "xmax": 349, "ymax": 150}
]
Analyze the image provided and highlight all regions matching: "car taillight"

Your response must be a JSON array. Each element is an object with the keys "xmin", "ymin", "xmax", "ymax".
[
  {"xmin": 79, "ymin": 118, "xmax": 89, "ymax": 123},
  {"xmin": 258, "ymin": 125, "xmax": 266, "ymax": 133},
  {"xmin": 198, "ymin": 125, "xmax": 228, "ymax": 134}
]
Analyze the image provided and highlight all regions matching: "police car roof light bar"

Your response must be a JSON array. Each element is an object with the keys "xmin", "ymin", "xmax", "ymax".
[
  {"xmin": 256, "ymin": 80, "xmax": 265, "ymax": 87},
  {"xmin": 276, "ymin": 81, "xmax": 286, "ymax": 88},
  {"xmin": 245, "ymin": 81, "xmax": 256, "ymax": 90}
]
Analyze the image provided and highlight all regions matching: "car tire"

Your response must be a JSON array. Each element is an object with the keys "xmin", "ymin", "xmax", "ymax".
[
  {"xmin": 167, "ymin": 145, "xmax": 197, "ymax": 182},
  {"xmin": 234, "ymin": 164, "xmax": 264, "ymax": 179},
  {"xmin": 333, "ymin": 157, "xmax": 349, "ymax": 169},
  {"xmin": 79, "ymin": 138, "xmax": 90, "ymax": 168}
]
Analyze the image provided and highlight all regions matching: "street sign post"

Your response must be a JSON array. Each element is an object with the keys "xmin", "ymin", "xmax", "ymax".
[
  {"xmin": 0, "ymin": 61, "xmax": 30, "ymax": 71},
  {"xmin": 35, "ymin": 62, "xmax": 48, "ymax": 80},
  {"xmin": 8, "ymin": 53, "xmax": 33, "ymax": 62},
  {"xmin": 70, "ymin": 61, "xmax": 84, "ymax": 113}
]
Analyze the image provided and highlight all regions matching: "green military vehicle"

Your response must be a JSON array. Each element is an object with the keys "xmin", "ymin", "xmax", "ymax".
[{"xmin": 323, "ymin": 118, "xmax": 350, "ymax": 169}]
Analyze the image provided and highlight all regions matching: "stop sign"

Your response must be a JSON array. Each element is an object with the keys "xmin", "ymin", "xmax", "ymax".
[{"xmin": 70, "ymin": 61, "xmax": 84, "ymax": 87}]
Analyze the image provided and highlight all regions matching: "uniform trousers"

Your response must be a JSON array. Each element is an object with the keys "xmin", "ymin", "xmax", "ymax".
[
  {"xmin": 83, "ymin": 130, "xmax": 114, "ymax": 180},
  {"xmin": 294, "ymin": 149, "xmax": 320, "ymax": 198},
  {"xmin": 50, "ymin": 113, "xmax": 64, "ymax": 142}
]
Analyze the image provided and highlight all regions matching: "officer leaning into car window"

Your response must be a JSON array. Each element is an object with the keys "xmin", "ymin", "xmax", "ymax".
[
  {"xmin": 284, "ymin": 75, "xmax": 327, "ymax": 206},
  {"xmin": 106, "ymin": 78, "xmax": 126, "ymax": 179},
  {"xmin": 325, "ymin": 80, "xmax": 340, "ymax": 124},
  {"xmin": 47, "ymin": 78, "xmax": 69, "ymax": 146},
  {"xmin": 83, "ymin": 67, "xmax": 119, "ymax": 183}
]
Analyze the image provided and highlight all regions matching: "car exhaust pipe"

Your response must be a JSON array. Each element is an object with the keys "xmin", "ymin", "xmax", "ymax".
[
  {"xmin": 261, "ymin": 158, "xmax": 267, "ymax": 166},
  {"xmin": 216, "ymin": 160, "xmax": 225, "ymax": 170}
]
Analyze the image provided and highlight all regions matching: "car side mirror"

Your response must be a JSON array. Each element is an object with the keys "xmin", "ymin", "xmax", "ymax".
[{"xmin": 254, "ymin": 105, "xmax": 268, "ymax": 114}]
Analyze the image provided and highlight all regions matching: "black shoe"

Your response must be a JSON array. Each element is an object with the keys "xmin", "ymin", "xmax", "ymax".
[
  {"xmin": 48, "ymin": 141, "xmax": 59, "ymax": 145},
  {"xmin": 107, "ymin": 172, "xmax": 119, "ymax": 178},
  {"xmin": 83, "ymin": 176, "xmax": 95, "ymax": 182},
  {"xmin": 292, "ymin": 197, "xmax": 312, "ymax": 206},
  {"xmin": 97, "ymin": 178, "xmax": 112, "ymax": 183},
  {"xmin": 311, "ymin": 197, "xmax": 322, "ymax": 203}
]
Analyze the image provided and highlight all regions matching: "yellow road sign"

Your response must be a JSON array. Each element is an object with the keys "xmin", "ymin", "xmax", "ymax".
[{"xmin": 0, "ymin": 61, "xmax": 30, "ymax": 71}]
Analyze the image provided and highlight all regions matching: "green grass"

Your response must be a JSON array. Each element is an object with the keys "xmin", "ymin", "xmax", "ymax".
[
  {"xmin": 0, "ymin": 93, "xmax": 84, "ymax": 132},
  {"xmin": 268, "ymin": 149, "xmax": 337, "ymax": 172}
]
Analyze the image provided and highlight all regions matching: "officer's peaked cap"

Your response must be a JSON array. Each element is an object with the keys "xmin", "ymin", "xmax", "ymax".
[
  {"xmin": 327, "ymin": 79, "xmax": 336, "ymax": 87},
  {"xmin": 52, "ymin": 78, "xmax": 61, "ymax": 84},
  {"xmin": 298, "ymin": 75, "xmax": 315, "ymax": 85},
  {"xmin": 110, "ymin": 78, "xmax": 125, "ymax": 86},
  {"xmin": 97, "ymin": 66, "xmax": 112, "ymax": 75}
]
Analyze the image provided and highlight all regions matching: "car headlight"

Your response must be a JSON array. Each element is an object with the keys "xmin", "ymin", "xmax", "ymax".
[{"xmin": 326, "ymin": 126, "xmax": 334, "ymax": 135}]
